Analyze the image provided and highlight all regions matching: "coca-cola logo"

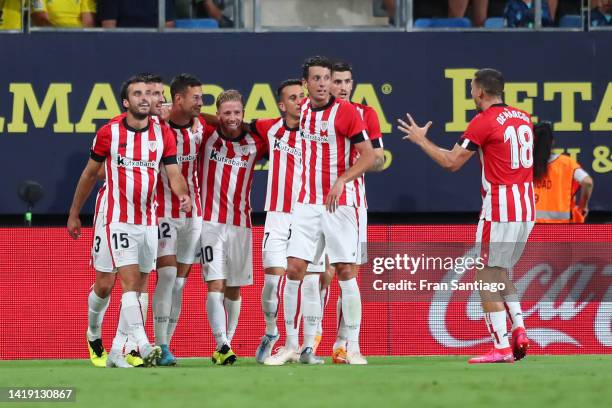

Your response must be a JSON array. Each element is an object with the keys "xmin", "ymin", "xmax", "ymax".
[{"xmin": 430, "ymin": 245, "xmax": 612, "ymax": 349}]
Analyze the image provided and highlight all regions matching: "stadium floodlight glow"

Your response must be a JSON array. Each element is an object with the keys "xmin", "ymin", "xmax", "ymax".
[{"xmin": 18, "ymin": 180, "xmax": 44, "ymax": 227}]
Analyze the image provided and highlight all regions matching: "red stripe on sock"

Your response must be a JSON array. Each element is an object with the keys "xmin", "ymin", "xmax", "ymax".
[
  {"xmin": 274, "ymin": 276, "xmax": 284, "ymax": 318},
  {"xmin": 294, "ymin": 280, "xmax": 303, "ymax": 330},
  {"xmin": 504, "ymin": 302, "xmax": 514, "ymax": 325}
]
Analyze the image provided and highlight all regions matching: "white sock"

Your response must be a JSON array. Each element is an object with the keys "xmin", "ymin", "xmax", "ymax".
[
  {"xmin": 111, "ymin": 306, "xmax": 129, "ymax": 353},
  {"xmin": 339, "ymin": 279, "xmax": 362, "ymax": 354},
  {"xmin": 154, "ymin": 266, "xmax": 176, "ymax": 346},
  {"xmin": 283, "ymin": 279, "xmax": 301, "ymax": 351},
  {"xmin": 206, "ymin": 292, "xmax": 228, "ymax": 350},
  {"xmin": 261, "ymin": 274, "xmax": 281, "ymax": 337},
  {"xmin": 167, "ymin": 277, "xmax": 186, "ymax": 343},
  {"xmin": 503, "ymin": 294, "xmax": 525, "ymax": 330},
  {"xmin": 333, "ymin": 295, "xmax": 347, "ymax": 350},
  {"xmin": 485, "ymin": 311, "xmax": 510, "ymax": 349},
  {"xmin": 87, "ymin": 290, "xmax": 110, "ymax": 341},
  {"xmin": 302, "ymin": 275, "xmax": 322, "ymax": 349},
  {"xmin": 224, "ymin": 297, "xmax": 241, "ymax": 344},
  {"xmin": 317, "ymin": 287, "xmax": 328, "ymax": 336},
  {"xmin": 120, "ymin": 291, "xmax": 150, "ymax": 350},
  {"xmin": 125, "ymin": 292, "xmax": 149, "ymax": 353},
  {"xmin": 139, "ymin": 293, "xmax": 149, "ymax": 324}
]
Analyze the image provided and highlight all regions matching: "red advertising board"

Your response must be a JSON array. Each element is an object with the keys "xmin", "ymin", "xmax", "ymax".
[{"xmin": 0, "ymin": 225, "xmax": 610, "ymax": 359}]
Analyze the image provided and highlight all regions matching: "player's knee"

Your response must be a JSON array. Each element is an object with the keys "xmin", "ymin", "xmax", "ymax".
[
  {"xmin": 335, "ymin": 263, "xmax": 354, "ymax": 281},
  {"xmin": 94, "ymin": 273, "xmax": 115, "ymax": 297},
  {"xmin": 224, "ymin": 286, "xmax": 240, "ymax": 300},
  {"xmin": 286, "ymin": 257, "xmax": 306, "ymax": 280},
  {"xmin": 207, "ymin": 279, "xmax": 225, "ymax": 293}
]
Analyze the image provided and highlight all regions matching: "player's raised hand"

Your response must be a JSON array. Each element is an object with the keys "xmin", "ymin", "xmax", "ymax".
[
  {"xmin": 178, "ymin": 195, "xmax": 192, "ymax": 213},
  {"xmin": 397, "ymin": 114, "xmax": 432, "ymax": 145},
  {"xmin": 67, "ymin": 215, "xmax": 82, "ymax": 240},
  {"xmin": 325, "ymin": 179, "xmax": 344, "ymax": 213}
]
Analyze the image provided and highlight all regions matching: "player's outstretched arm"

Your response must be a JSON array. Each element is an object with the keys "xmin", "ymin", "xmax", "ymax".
[
  {"xmin": 398, "ymin": 113, "xmax": 474, "ymax": 172},
  {"xmin": 325, "ymin": 139, "xmax": 375, "ymax": 213},
  {"xmin": 67, "ymin": 159, "xmax": 104, "ymax": 239},
  {"xmin": 165, "ymin": 164, "xmax": 192, "ymax": 213}
]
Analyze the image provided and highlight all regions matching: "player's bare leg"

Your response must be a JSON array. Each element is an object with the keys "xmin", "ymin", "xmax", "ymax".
[
  {"xmin": 206, "ymin": 279, "xmax": 237, "ymax": 365},
  {"xmin": 336, "ymin": 263, "xmax": 366, "ymax": 365},
  {"xmin": 107, "ymin": 265, "xmax": 160, "ymax": 368},
  {"xmin": 496, "ymin": 268, "xmax": 529, "ymax": 360},
  {"xmin": 469, "ymin": 266, "xmax": 514, "ymax": 364},
  {"xmin": 153, "ymin": 255, "xmax": 180, "ymax": 366},
  {"xmin": 257, "ymin": 267, "xmax": 284, "ymax": 364},
  {"xmin": 87, "ymin": 271, "xmax": 115, "ymax": 367}
]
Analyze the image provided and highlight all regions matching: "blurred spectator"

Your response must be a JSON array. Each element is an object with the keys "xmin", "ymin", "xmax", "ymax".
[
  {"xmin": 382, "ymin": 0, "xmax": 396, "ymax": 25},
  {"xmin": 0, "ymin": 0, "xmax": 22, "ymax": 30},
  {"xmin": 591, "ymin": 0, "xmax": 612, "ymax": 27},
  {"xmin": 31, "ymin": 1, "xmax": 96, "ymax": 28},
  {"xmin": 97, "ymin": 0, "xmax": 176, "ymax": 28},
  {"xmin": 504, "ymin": 0, "xmax": 554, "ymax": 27},
  {"xmin": 448, "ymin": 0, "xmax": 488, "ymax": 27},
  {"xmin": 199, "ymin": 0, "xmax": 234, "ymax": 27}
]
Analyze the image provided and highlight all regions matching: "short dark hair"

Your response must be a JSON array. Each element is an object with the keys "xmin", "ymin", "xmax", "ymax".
[
  {"xmin": 170, "ymin": 73, "xmax": 202, "ymax": 101},
  {"xmin": 302, "ymin": 56, "xmax": 332, "ymax": 80},
  {"xmin": 474, "ymin": 68, "xmax": 505, "ymax": 97},
  {"xmin": 139, "ymin": 73, "xmax": 164, "ymax": 84},
  {"xmin": 120, "ymin": 74, "xmax": 147, "ymax": 104},
  {"xmin": 277, "ymin": 79, "xmax": 302, "ymax": 98},
  {"xmin": 332, "ymin": 61, "xmax": 353, "ymax": 75}
]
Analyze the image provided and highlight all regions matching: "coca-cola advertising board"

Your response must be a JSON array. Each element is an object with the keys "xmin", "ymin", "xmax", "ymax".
[{"xmin": 0, "ymin": 224, "xmax": 610, "ymax": 359}]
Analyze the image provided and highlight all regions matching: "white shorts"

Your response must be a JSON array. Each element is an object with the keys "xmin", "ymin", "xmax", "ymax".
[
  {"xmin": 356, "ymin": 206, "xmax": 368, "ymax": 265},
  {"xmin": 91, "ymin": 213, "xmax": 115, "ymax": 273},
  {"xmin": 200, "ymin": 221, "xmax": 253, "ymax": 287},
  {"xmin": 98, "ymin": 222, "xmax": 158, "ymax": 273},
  {"xmin": 475, "ymin": 220, "xmax": 534, "ymax": 269},
  {"xmin": 157, "ymin": 217, "xmax": 202, "ymax": 264},
  {"xmin": 263, "ymin": 211, "xmax": 325, "ymax": 273},
  {"xmin": 287, "ymin": 203, "xmax": 358, "ymax": 265}
]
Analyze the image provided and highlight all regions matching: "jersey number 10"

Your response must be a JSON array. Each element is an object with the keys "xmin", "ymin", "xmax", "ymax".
[{"xmin": 504, "ymin": 125, "xmax": 533, "ymax": 170}]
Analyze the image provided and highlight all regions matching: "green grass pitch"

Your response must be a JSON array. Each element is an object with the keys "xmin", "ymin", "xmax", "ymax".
[{"xmin": 1, "ymin": 356, "xmax": 611, "ymax": 408}]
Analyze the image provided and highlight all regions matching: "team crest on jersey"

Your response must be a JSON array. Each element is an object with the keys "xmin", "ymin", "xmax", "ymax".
[
  {"xmin": 320, "ymin": 121, "xmax": 329, "ymax": 131},
  {"xmin": 148, "ymin": 141, "xmax": 158, "ymax": 152},
  {"xmin": 238, "ymin": 145, "xmax": 251, "ymax": 156}
]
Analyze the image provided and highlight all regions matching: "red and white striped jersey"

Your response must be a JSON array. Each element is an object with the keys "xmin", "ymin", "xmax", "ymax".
[
  {"xmin": 156, "ymin": 116, "xmax": 205, "ymax": 219},
  {"xmin": 251, "ymin": 118, "xmax": 302, "ymax": 213},
  {"xmin": 298, "ymin": 97, "xmax": 368, "ymax": 206},
  {"xmin": 198, "ymin": 124, "xmax": 268, "ymax": 228},
  {"xmin": 460, "ymin": 103, "xmax": 535, "ymax": 222},
  {"xmin": 351, "ymin": 103, "xmax": 383, "ymax": 209},
  {"xmin": 90, "ymin": 117, "xmax": 177, "ymax": 226}
]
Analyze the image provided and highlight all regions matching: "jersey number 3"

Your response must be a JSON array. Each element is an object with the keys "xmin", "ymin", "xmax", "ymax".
[{"xmin": 504, "ymin": 125, "xmax": 533, "ymax": 169}]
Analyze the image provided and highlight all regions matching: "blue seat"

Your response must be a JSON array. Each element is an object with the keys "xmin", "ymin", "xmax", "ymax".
[
  {"xmin": 559, "ymin": 15, "xmax": 582, "ymax": 28},
  {"xmin": 484, "ymin": 17, "xmax": 505, "ymax": 28},
  {"xmin": 414, "ymin": 18, "xmax": 472, "ymax": 28},
  {"xmin": 175, "ymin": 18, "xmax": 219, "ymax": 29}
]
